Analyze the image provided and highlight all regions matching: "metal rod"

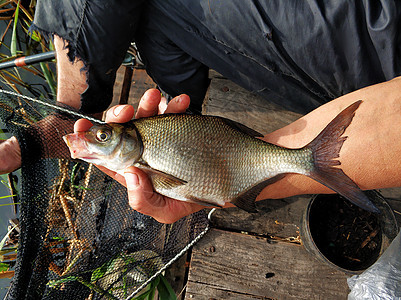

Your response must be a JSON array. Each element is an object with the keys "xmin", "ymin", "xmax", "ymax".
[{"xmin": 0, "ymin": 51, "xmax": 55, "ymax": 70}]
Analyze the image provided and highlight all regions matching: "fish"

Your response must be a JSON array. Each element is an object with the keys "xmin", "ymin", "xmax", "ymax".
[{"xmin": 63, "ymin": 100, "xmax": 379, "ymax": 213}]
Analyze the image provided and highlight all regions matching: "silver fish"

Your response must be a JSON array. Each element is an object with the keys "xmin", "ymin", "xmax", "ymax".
[{"xmin": 63, "ymin": 100, "xmax": 378, "ymax": 213}]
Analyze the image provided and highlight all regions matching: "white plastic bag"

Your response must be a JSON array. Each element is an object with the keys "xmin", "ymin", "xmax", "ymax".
[{"xmin": 348, "ymin": 230, "xmax": 401, "ymax": 300}]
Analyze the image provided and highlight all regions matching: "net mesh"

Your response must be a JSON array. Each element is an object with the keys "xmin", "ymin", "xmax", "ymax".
[{"xmin": 0, "ymin": 90, "xmax": 209, "ymax": 299}]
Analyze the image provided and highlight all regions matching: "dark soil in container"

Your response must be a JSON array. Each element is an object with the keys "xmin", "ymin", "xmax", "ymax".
[{"xmin": 308, "ymin": 194, "xmax": 382, "ymax": 271}]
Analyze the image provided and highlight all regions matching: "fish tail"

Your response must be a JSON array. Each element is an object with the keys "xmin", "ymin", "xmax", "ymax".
[{"xmin": 305, "ymin": 100, "xmax": 379, "ymax": 213}]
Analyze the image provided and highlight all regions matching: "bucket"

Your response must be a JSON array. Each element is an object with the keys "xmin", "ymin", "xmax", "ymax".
[{"xmin": 300, "ymin": 190, "xmax": 398, "ymax": 274}]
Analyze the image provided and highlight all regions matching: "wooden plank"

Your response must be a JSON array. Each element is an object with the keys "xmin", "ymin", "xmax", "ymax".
[
  {"xmin": 186, "ymin": 229, "xmax": 350, "ymax": 300},
  {"xmin": 203, "ymin": 75, "xmax": 302, "ymax": 135},
  {"xmin": 186, "ymin": 283, "xmax": 274, "ymax": 299},
  {"xmin": 210, "ymin": 196, "xmax": 311, "ymax": 239}
]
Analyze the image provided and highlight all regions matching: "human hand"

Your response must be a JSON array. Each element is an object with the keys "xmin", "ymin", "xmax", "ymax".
[{"xmin": 74, "ymin": 89, "xmax": 205, "ymax": 223}]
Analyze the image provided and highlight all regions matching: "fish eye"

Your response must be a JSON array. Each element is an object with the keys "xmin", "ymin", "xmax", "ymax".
[{"xmin": 96, "ymin": 129, "xmax": 111, "ymax": 142}]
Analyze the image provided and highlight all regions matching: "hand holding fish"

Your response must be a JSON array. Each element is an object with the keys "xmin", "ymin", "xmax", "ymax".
[{"xmin": 73, "ymin": 89, "xmax": 206, "ymax": 223}]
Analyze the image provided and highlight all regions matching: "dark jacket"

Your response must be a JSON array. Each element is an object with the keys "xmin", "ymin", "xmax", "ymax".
[{"xmin": 33, "ymin": 0, "xmax": 401, "ymax": 114}]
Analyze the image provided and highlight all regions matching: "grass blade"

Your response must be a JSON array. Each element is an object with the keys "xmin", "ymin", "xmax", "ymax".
[
  {"xmin": 0, "ymin": 195, "xmax": 16, "ymax": 200},
  {"xmin": 157, "ymin": 275, "xmax": 177, "ymax": 300},
  {"xmin": 11, "ymin": 0, "xmax": 20, "ymax": 57}
]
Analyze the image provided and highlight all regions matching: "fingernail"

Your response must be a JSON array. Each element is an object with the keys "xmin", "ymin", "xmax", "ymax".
[
  {"xmin": 113, "ymin": 105, "xmax": 126, "ymax": 117},
  {"xmin": 125, "ymin": 171, "xmax": 139, "ymax": 186},
  {"xmin": 174, "ymin": 95, "xmax": 182, "ymax": 103}
]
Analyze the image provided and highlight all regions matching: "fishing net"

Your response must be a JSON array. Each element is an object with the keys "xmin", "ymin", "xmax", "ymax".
[{"xmin": 0, "ymin": 90, "xmax": 210, "ymax": 299}]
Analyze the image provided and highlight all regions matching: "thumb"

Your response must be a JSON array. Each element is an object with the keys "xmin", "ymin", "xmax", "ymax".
[
  {"xmin": 124, "ymin": 166, "xmax": 164, "ymax": 212},
  {"xmin": 124, "ymin": 166, "xmax": 141, "ymax": 190}
]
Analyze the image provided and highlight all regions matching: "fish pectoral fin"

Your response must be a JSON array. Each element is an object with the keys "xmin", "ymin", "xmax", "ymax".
[
  {"xmin": 232, "ymin": 174, "xmax": 285, "ymax": 213},
  {"xmin": 136, "ymin": 162, "xmax": 187, "ymax": 189}
]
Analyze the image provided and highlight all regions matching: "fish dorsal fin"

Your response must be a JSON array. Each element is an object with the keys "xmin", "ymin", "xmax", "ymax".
[
  {"xmin": 232, "ymin": 174, "xmax": 285, "ymax": 212},
  {"xmin": 220, "ymin": 118, "xmax": 263, "ymax": 137},
  {"xmin": 135, "ymin": 161, "xmax": 187, "ymax": 189}
]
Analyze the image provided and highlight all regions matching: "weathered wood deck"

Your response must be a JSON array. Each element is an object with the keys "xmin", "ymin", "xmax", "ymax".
[{"xmin": 113, "ymin": 66, "xmax": 401, "ymax": 300}]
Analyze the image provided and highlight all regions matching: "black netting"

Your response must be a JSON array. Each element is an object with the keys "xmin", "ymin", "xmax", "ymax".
[{"xmin": 0, "ymin": 90, "xmax": 209, "ymax": 299}]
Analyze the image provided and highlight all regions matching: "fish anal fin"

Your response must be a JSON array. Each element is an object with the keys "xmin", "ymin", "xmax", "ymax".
[
  {"xmin": 186, "ymin": 196, "xmax": 223, "ymax": 208},
  {"xmin": 135, "ymin": 162, "xmax": 187, "ymax": 189},
  {"xmin": 232, "ymin": 174, "xmax": 285, "ymax": 213},
  {"xmin": 305, "ymin": 100, "xmax": 379, "ymax": 213}
]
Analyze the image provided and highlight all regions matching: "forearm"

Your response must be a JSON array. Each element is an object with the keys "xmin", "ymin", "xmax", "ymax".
[
  {"xmin": 258, "ymin": 76, "xmax": 401, "ymax": 200},
  {"xmin": 55, "ymin": 36, "xmax": 104, "ymax": 119},
  {"xmin": 54, "ymin": 35, "xmax": 87, "ymax": 109}
]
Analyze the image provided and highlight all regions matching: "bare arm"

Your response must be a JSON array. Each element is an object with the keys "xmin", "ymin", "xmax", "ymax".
[
  {"xmin": 54, "ymin": 35, "xmax": 87, "ymax": 109},
  {"xmin": 259, "ymin": 76, "xmax": 401, "ymax": 200}
]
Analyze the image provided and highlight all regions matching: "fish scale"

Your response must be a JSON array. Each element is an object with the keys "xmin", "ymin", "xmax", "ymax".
[
  {"xmin": 64, "ymin": 101, "xmax": 379, "ymax": 213},
  {"xmin": 133, "ymin": 114, "xmax": 311, "ymax": 205}
]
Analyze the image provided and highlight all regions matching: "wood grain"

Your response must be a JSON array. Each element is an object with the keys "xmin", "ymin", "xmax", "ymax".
[
  {"xmin": 210, "ymin": 196, "xmax": 311, "ymax": 239},
  {"xmin": 186, "ymin": 228, "xmax": 350, "ymax": 300},
  {"xmin": 203, "ymin": 73, "xmax": 302, "ymax": 135}
]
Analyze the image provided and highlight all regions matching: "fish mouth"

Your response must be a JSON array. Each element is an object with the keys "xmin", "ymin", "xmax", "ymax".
[
  {"xmin": 80, "ymin": 156, "xmax": 97, "ymax": 161},
  {"xmin": 63, "ymin": 133, "xmax": 93, "ymax": 160},
  {"xmin": 62, "ymin": 135, "xmax": 73, "ymax": 148}
]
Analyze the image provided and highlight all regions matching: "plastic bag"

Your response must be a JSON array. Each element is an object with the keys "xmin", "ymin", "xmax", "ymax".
[{"xmin": 348, "ymin": 230, "xmax": 401, "ymax": 300}]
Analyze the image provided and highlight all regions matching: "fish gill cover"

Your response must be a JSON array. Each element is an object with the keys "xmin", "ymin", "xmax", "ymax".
[{"xmin": 0, "ymin": 90, "xmax": 209, "ymax": 299}]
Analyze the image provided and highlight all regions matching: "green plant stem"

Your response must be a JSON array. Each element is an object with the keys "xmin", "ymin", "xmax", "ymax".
[{"xmin": 40, "ymin": 62, "xmax": 56, "ymax": 96}]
